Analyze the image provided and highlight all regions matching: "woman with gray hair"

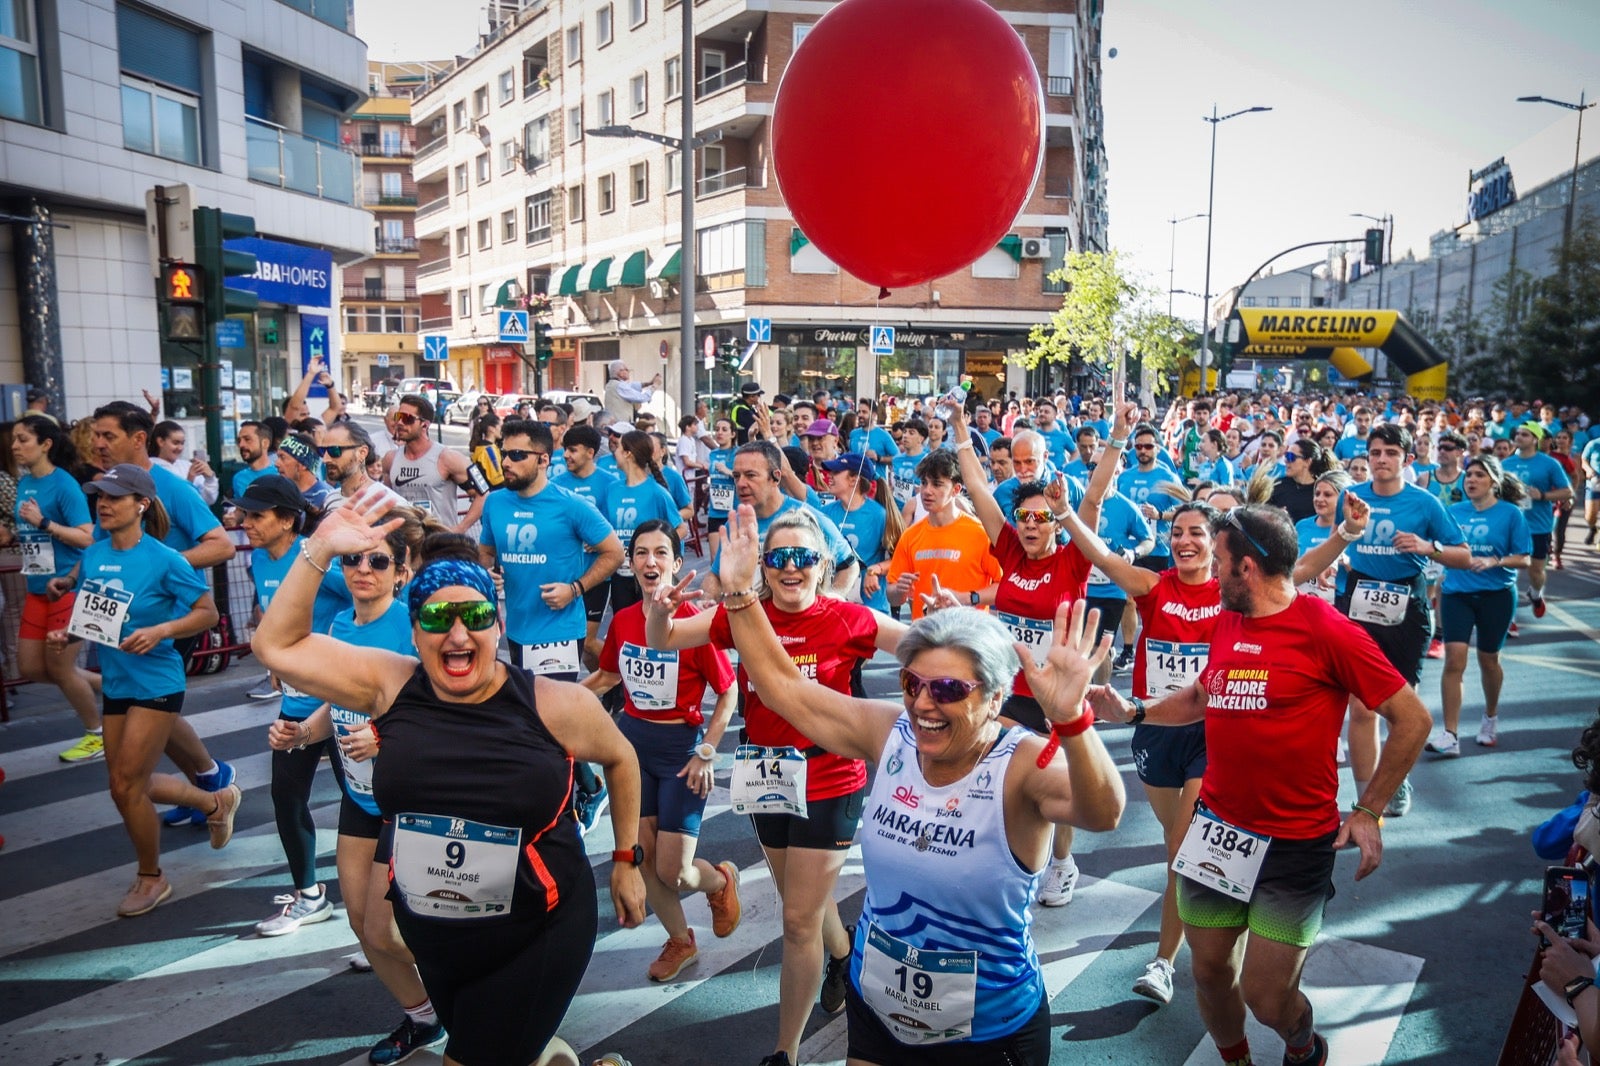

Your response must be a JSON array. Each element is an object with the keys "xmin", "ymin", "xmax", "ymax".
[
  {"xmin": 688, "ymin": 503, "xmax": 1125, "ymax": 1066},
  {"xmin": 644, "ymin": 505, "xmax": 908, "ymax": 1066}
]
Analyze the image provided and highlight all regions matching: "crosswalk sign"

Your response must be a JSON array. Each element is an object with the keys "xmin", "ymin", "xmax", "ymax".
[
  {"xmin": 870, "ymin": 325, "xmax": 896, "ymax": 355},
  {"xmin": 423, "ymin": 335, "xmax": 449, "ymax": 362},
  {"xmin": 498, "ymin": 309, "xmax": 529, "ymax": 343},
  {"xmin": 747, "ymin": 317, "xmax": 772, "ymax": 343}
]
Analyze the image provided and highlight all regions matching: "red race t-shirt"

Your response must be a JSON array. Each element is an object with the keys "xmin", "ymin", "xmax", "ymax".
[
  {"xmin": 707, "ymin": 596, "xmax": 880, "ymax": 800},
  {"xmin": 1133, "ymin": 569, "xmax": 1222, "ymax": 700},
  {"xmin": 991, "ymin": 524, "xmax": 1090, "ymax": 698},
  {"xmin": 600, "ymin": 602, "xmax": 735, "ymax": 722},
  {"xmin": 1199, "ymin": 595, "xmax": 1406, "ymax": 839}
]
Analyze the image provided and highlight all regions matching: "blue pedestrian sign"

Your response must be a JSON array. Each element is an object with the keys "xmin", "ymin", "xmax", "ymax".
[
  {"xmin": 870, "ymin": 325, "xmax": 896, "ymax": 355},
  {"xmin": 747, "ymin": 317, "xmax": 772, "ymax": 343},
  {"xmin": 498, "ymin": 309, "xmax": 529, "ymax": 343},
  {"xmin": 422, "ymin": 335, "xmax": 449, "ymax": 362}
]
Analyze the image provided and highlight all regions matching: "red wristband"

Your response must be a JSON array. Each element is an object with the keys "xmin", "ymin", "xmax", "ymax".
[{"xmin": 1035, "ymin": 705, "xmax": 1095, "ymax": 768}]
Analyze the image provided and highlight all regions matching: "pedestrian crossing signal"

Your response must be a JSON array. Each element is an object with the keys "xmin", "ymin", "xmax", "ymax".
[{"xmin": 164, "ymin": 264, "xmax": 202, "ymax": 305}]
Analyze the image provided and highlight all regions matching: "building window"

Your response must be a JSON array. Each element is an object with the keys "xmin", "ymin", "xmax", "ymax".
[
  {"xmin": 526, "ymin": 191, "xmax": 552, "ymax": 242},
  {"xmin": 793, "ymin": 23, "xmax": 813, "ymax": 50},
  {"xmin": 565, "ymin": 24, "xmax": 581, "ymax": 64},
  {"xmin": 700, "ymin": 48, "xmax": 726, "ymax": 94},
  {"xmin": 598, "ymin": 174, "xmax": 615, "ymax": 214},
  {"xmin": 501, "ymin": 140, "xmax": 519, "ymax": 173},
  {"xmin": 477, "ymin": 218, "xmax": 492, "ymax": 250},
  {"xmin": 1, "ymin": 0, "xmax": 42, "ymax": 124},
  {"xmin": 453, "ymin": 100, "xmax": 467, "ymax": 129},
  {"xmin": 701, "ymin": 143, "xmax": 725, "ymax": 191},
  {"xmin": 1266, "ymin": 296, "xmax": 1280, "ymax": 307},
  {"xmin": 664, "ymin": 56, "xmax": 681, "ymax": 101},
  {"xmin": 1240, "ymin": 296, "xmax": 1257, "ymax": 307},
  {"xmin": 380, "ymin": 171, "xmax": 402, "ymax": 197},
  {"xmin": 1046, "ymin": 28, "xmax": 1074, "ymax": 96},
  {"xmin": 597, "ymin": 89, "xmax": 613, "ymax": 126},
  {"xmin": 479, "ymin": 283, "xmax": 494, "ymax": 313},
  {"xmin": 381, "ymin": 218, "xmax": 406, "ymax": 249},
  {"xmin": 1288, "ymin": 296, "xmax": 1302, "ymax": 307},
  {"xmin": 117, "ymin": 4, "xmax": 204, "ymax": 164},
  {"xmin": 120, "ymin": 77, "xmax": 201, "ymax": 164},
  {"xmin": 566, "ymin": 104, "xmax": 583, "ymax": 144},
  {"xmin": 629, "ymin": 0, "xmax": 646, "ymax": 28},
  {"xmin": 455, "ymin": 226, "xmax": 469, "ymax": 256},
  {"xmin": 498, "ymin": 69, "xmax": 515, "ymax": 104},
  {"xmin": 596, "ymin": 4, "xmax": 613, "ymax": 47},
  {"xmin": 457, "ymin": 289, "xmax": 471, "ymax": 318},
  {"xmin": 454, "ymin": 163, "xmax": 468, "ymax": 194},
  {"xmin": 476, "ymin": 152, "xmax": 490, "ymax": 184},
  {"xmin": 523, "ymin": 115, "xmax": 550, "ymax": 166},
  {"xmin": 665, "ymin": 150, "xmax": 681, "ymax": 193},
  {"xmin": 473, "ymin": 85, "xmax": 489, "ymax": 118},
  {"xmin": 698, "ymin": 220, "xmax": 750, "ymax": 276},
  {"xmin": 630, "ymin": 161, "xmax": 648, "ymax": 204},
  {"xmin": 566, "ymin": 185, "xmax": 584, "ymax": 222},
  {"xmin": 629, "ymin": 73, "xmax": 647, "ymax": 116},
  {"xmin": 502, "ymin": 209, "xmax": 517, "ymax": 242}
]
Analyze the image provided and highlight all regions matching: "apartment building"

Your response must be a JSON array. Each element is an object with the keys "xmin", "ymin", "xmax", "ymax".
[
  {"xmin": 0, "ymin": 0, "xmax": 370, "ymax": 431},
  {"xmin": 410, "ymin": 0, "xmax": 1105, "ymax": 417}
]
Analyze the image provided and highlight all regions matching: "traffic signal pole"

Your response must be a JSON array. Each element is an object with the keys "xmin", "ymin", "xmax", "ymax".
[{"xmin": 192, "ymin": 208, "xmax": 258, "ymax": 487}]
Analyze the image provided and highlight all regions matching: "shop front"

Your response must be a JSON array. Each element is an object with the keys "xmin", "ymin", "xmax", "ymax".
[
  {"xmin": 774, "ymin": 326, "xmax": 1027, "ymax": 411},
  {"xmin": 483, "ymin": 344, "xmax": 525, "ymax": 395}
]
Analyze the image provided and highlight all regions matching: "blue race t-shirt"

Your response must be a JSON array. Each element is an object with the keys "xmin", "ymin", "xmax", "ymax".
[
  {"xmin": 1118, "ymin": 466, "xmax": 1186, "ymax": 558},
  {"xmin": 1084, "ymin": 492, "xmax": 1153, "ymax": 602},
  {"xmin": 1195, "ymin": 454, "xmax": 1236, "ymax": 485},
  {"xmin": 822, "ymin": 496, "xmax": 891, "ymax": 612},
  {"xmin": 706, "ymin": 446, "xmax": 736, "ymax": 518},
  {"xmin": 551, "ymin": 466, "xmax": 618, "ymax": 512},
  {"xmin": 1334, "ymin": 435, "xmax": 1370, "ymax": 461},
  {"xmin": 662, "ymin": 464, "xmax": 693, "ymax": 511},
  {"xmin": 251, "ymin": 536, "xmax": 351, "ymax": 719},
  {"xmin": 481, "ymin": 483, "xmax": 616, "ymax": 644},
  {"xmin": 1343, "ymin": 482, "xmax": 1465, "ymax": 581},
  {"xmin": 16, "ymin": 467, "xmax": 90, "ymax": 594},
  {"xmin": 849, "ymin": 426, "xmax": 898, "ymax": 460},
  {"xmin": 601, "ymin": 477, "xmax": 682, "ymax": 572},
  {"xmin": 1443, "ymin": 499, "xmax": 1532, "ymax": 595},
  {"xmin": 995, "ymin": 470, "xmax": 1084, "ymax": 525},
  {"xmin": 78, "ymin": 534, "xmax": 210, "ymax": 700},
  {"xmin": 328, "ymin": 599, "xmax": 415, "ymax": 817},
  {"xmin": 1036, "ymin": 426, "xmax": 1075, "ymax": 467},
  {"xmin": 232, "ymin": 463, "xmax": 274, "ymax": 500},
  {"xmin": 890, "ymin": 448, "xmax": 927, "ymax": 507},
  {"xmin": 1295, "ymin": 516, "xmax": 1347, "ymax": 596},
  {"xmin": 1501, "ymin": 451, "xmax": 1570, "ymax": 535},
  {"xmin": 96, "ymin": 464, "xmax": 222, "ymax": 553},
  {"xmin": 709, "ymin": 494, "xmax": 855, "ymax": 579}
]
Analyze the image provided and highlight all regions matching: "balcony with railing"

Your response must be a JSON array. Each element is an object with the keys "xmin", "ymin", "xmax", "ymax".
[
  {"xmin": 373, "ymin": 237, "xmax": 418, "ymax": 254},
  {"xmin": 417, "ymin": 257, "xmax": 451, "ymax": 278},
  {"xmin": 359, "ymin": 139, "xmax": 415, "ymax": 160},
  {"xmin": 696, "ymin": 166, "xmax": 762, "ymax": 199},
  {"xmin": 1047, "ymin": 75, "xmax": 1073, "ymax": 97},
  {"xmin": 695, "ymin": 60, "xmax": 762, "ymax": 101},
  {"xmin": 345, "ymin": 285, "xmax": 419, "ymax": 301},
  {"xmin": 371, "ymin": 194, "xmax": 419, "ymax": 208},
  {"xmin": 420, "ymin": 315, "xmax": 453, "ymax": 331},
  {"xmin": 416, "ymin": 195, "xmax": 450, "ymax": 219},
  {"xmin": 246, "ymin": 116, "xmax": 359, "ymax": 205}
]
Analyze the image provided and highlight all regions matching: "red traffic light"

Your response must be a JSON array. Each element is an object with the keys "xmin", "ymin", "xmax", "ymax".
[{"xmin": 164, "ymin": 264, "xmax": 202, "ymax": 305}]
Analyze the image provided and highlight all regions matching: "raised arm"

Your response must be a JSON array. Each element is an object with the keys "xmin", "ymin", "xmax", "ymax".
[
  {"xmin": 947, "ymin": 404, "xmax": 1006, "ymax": 543},
  {"xmin": 1056, "ymin": 503, "xmax": 1158, "ymax": 598},
  {"xmin": 642, "ymin": 572, "xmax": 720, "ymax": 650},
  {"xmin": 1292, "ymin": 490, "xmax": 1369, "ymax": 585}
]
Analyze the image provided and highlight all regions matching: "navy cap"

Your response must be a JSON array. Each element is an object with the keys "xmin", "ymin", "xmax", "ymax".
[
  {"xmin": 229, "ymin": 474, "xmax": 308, "ymax": 513},
  {"xmin": 821, "ymin": 452, "xmax": 878, "ymax": 482}
]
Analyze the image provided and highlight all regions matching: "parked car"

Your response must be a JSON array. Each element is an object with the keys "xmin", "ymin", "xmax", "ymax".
[
  {"xmin": 492, "ymin": 394, "xmax": 539, "ymax": 418},
  {"xmin": 444, "ymin": 390, "xmax": 486, "ymax": 425},
  {"xmin": 540, "ymin": 389, "xmax": 602, "ymax": 409}
]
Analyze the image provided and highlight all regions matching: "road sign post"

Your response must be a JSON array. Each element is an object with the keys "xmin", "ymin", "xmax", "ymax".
[
  {"xmin": 870, "ymin": 325, "xmax": 896, "ymax": 355},
  {"xmin": 422, "ymin": 335, "xmax": 450, "ymax": 362}
]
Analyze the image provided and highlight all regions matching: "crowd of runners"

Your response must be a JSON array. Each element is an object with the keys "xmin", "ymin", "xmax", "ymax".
[{"xmin": 4, "ymin": 373, "xmax": 1594, "ymax": 1066}]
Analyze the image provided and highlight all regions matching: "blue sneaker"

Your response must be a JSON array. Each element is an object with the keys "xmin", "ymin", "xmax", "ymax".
[
  {"xmin": 162, "ymin": 805, "xmax": 205, "ymax": 827},
  {"xmin": 166, "ymin": 761, "xmax": 237, "ymax": 828},
  {"xmin": 368, "ymin": 1016, "xmax": 445, "ymax": 1065},
  {"xmin": 573, "ymin": 776, "xmax": 608, "ymax": 837}
]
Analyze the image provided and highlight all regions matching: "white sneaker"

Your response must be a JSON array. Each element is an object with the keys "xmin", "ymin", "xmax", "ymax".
[
  {"xmin": 347, "ymin": 950, "xmax": 373, "ymax": 972},
  {"xmin": 1425, "ymin": 729, "xmax": 1459, "ymax": 757},
  {"xmin": 1036, "ymin": 859, "xmax": 1079, "ymax": 907},
  {"xmin": 1132, "ymin": 957, "xmax": 1175, "ymax": 1004},
  {"xmin": 1336, "ymin": 736, "xmax": 1349, "ymax": 767},
  {"xmin": 255, "ymin": 888, "xmax": 334, "ymax": 937},
  {"xmin": 1476, "ymin": 716, "xmax": 1499, "ymax": 747}
]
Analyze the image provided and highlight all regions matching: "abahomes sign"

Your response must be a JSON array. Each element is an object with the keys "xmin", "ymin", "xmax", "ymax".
[{"xmin": 1464, "ymin": 157, "xmax": 1517, "ymax": 225}]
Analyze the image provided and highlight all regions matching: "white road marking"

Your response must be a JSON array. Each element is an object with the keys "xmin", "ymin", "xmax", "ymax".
[{"xmin": 0, "ymin": 700, "xmax": 274, "ymax": 783}]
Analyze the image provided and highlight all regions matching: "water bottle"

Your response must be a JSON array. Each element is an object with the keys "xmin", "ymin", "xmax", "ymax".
[
  {"xmin": 936, "ymin": 380, "xmax": 971, "ymax": 422},
  {"xmin": 592, "ymin": 1056, "xmax": 633, "ymax": 1066}
]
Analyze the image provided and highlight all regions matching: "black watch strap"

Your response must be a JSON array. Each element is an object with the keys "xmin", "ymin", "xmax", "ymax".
[
  {"xmin": 1566, "ymin": 976, "xmax": 1595, "ymax": 1006},
  {"xmin": 1129, "ymin": 697, "xmax": 1147, "ymax": 725}
]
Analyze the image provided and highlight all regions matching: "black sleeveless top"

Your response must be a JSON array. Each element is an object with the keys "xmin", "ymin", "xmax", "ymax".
[{"xmin": 374, "ymin": 664, "xmax": 586, "ymax": 922}]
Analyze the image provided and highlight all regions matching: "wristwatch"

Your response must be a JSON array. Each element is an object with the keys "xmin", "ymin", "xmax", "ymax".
[
  {"xmin": 969, "ymin": 590, "xmax": 981, "ymax": 606},
  {"xmin": 1565, "ymin": 975, "xmax": 1595, "ymax": 1006},
  {"xmin": 694, "ymin": 743, "xmax": 716, "ymax": 762},
  {"xmin": 1129, "ymin": 696, "xmax": 1147, "ymax": 726},
  {"xmin": 611, "ymin": 844, "xmax": 645, "ymax": 867}
]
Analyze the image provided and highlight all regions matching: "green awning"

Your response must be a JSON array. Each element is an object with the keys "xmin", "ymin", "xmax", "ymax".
[
  {"xmin": 646, "ymin": 245, "xmax": 681, "ymax": 280},
  {"xmin": 584, "ymin": 257, "xmax": 615, "ymax": 292},
  {"xmin": 493, "ymin": 279, "xmax": 520, "ymax": 307},
  {"xmin": 556, "ymin": 264, "xmax": 584, "ymax": 296},
  {"xmin": 617, "ymin": 249, "xmax": 648, "ymax": 287},
  {"xmin": 998, "ymin": 235, "xmax": 1023, "ymax": 262},
  {"xmin": 790, "ymin": 229, "xmax": 810, "ymax": 256}
]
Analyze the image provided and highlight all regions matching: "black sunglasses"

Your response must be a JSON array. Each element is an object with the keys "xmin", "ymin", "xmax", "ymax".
[
  {"xmin": 501, "ymin": 449, "xmax": 548, "ymax": 462},
  {"xmin": 342, "ymin": 551, "xmax": 397, "ymax": 572},
  {"xmin": 1222, "ymin": 510, "xmax": 1271, "ymax": 559},
  {"xmin": 319, "ymin": 445, "xmax": 355, "ymax": 458}
]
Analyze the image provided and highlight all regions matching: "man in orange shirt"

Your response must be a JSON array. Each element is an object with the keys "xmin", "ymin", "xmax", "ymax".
[{"xmin": 886, "ymin": 449, "xmax": 1001, "ymax": 619}]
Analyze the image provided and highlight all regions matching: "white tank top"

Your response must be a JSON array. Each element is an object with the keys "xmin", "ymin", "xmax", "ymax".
[{"xmin": 389, "ymin": 440, "xmax": 458, "ymax": 519}]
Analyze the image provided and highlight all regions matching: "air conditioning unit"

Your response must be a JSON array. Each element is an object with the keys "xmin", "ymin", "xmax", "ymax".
[
  {"xmin": 1021, "ymin": 238, "xmax": 1050, "ymax": 259},
  {"xmin": 649, "ymin": 279, "xmax": 674, "ymax": 300}
]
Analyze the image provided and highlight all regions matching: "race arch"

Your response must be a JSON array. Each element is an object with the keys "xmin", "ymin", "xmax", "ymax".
[{"xmin": 1230, "ymin": 309, "xmax": 1449, "ymax": 400}]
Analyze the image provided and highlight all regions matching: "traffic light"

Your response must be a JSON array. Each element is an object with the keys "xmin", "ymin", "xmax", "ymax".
[
  {"xmin": 1364, "ymin": 227, "xmax": 1384, "ymax": 265},
  {"xmin": 162, "ymin": 263, "xmax": 204, "ymax": 342},
  {"xmin": 193, "ymin": 207, "xmax": 260, "ymax": 328},
  {"xmin": 532, "ymin": 317, "xmax": 553, "ymax": 367},
  {"xmin": 720, "ymin": 340, "xmax": 740, "ymax": 373}
]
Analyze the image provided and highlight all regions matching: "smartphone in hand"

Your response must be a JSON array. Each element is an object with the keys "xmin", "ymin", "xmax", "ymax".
[{"xmin": 1542, "ymin": 866, "xmax": 1593, "ymax": 947}]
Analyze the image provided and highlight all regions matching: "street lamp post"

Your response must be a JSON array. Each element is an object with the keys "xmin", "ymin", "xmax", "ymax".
[
  {"xmin": 1349, "ymin": 211, "xmax": 1392, "ymax": 309},
  {"xmin": 1517, "ymin": 91, "xmax": 1594, "ymax": 261},
  {"xmin": 1167, "ymin": 212, "xmax": 1207, "ymax": 318},
  {"xmin": 1199, "ymin": 104, "xmax": 1271, "ymax": 394}
]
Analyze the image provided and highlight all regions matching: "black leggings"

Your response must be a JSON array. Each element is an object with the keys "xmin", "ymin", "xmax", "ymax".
[
  {"xmin": 271, "ymin": 735, "xmax": 340, "ymax": 891},
  {"xmin": 400, "ymin": 879, "xmax": 599, "ymax": 1065}
]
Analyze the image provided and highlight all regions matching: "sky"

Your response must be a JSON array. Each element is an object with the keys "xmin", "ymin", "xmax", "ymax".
[{"xmin": 355, "ymin": 0, "xmax": 1598, "ymax": 323}]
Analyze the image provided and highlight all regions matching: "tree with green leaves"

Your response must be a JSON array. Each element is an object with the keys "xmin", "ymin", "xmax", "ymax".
[
  {"xmin": 1516, "ymin": 212, "xmax": 1600, "ymax": 409},
  {"xmin": 1019, "ymin": 250, "xmax": 1192, "ymax": 396}
]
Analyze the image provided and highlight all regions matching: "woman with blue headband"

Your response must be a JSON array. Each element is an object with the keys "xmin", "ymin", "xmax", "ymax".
[{"xmin": 254, "ymin": 485, "xmax": 647, "ymax": 1066}]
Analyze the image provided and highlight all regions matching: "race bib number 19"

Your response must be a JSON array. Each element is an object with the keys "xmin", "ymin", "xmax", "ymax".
[{"xmin": 859, "ymin": 923, "xmax": 978, "ymax": 1045}]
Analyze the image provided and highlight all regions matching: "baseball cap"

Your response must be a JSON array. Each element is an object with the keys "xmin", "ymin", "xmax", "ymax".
[
  {"xmin": 740, "ymin": 382, "xmax": 764, "ymax": 396},
  {"xmin": 802, "ymin": 418, "xmax": 838, "ymax": 438},
  {"xmin": 821, "ymin": 452, "xmax": 878, "ymax": 482},
  {"xmin": 229, "ymin": 474, "xmax": 309, "ymax": 513},
  {"xmin": 1517, "ymin": 422, "xmax": 1547, "ymax": 440},
  {"xmin": 568, "ymin": 398, "xmax": 599, "ymax": 421},
  {"xmin": 84, "ymin": 463, "xmax": 157, "ymax": 498},
  {"xmin": 609, "ymin": 421, "xmax": 637, "ymax": 435}
]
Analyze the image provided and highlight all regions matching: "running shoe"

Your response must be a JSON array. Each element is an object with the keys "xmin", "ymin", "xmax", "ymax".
[
  {"xmin": 1507, "ymin": 621, "xmax": 1520, "ymax": 639},
  {"xmin": 117, "ymin": 873, "xmax": 172, "ymax": 918},
  {"xmin": 162, "ymin": 805, "xmax": 206, "ymax": 827},
  {"xmin": 1132, "ymin": 957, "xmax": 1175, "ymax": 1004},
  {"xmin": 1112, "ymin": 648, "xmax": 1136, "ymax": 675},
  {"xmin": 820, "ymin": 952, "xmax": 850, "ymax": 1015},
  {"xmin": 1425, "ymin": 638, "xmax": 1444, "ymax": 660},
  {"xmin": 1284, "ymin": 1032, "xmax": 1328, "ymax": 1066},
  {"xmin": 647, "ymin": 929, "xmax": 698, "ymax": 982},
  {"xmin": 247, "ymin": 675, "xmax": 281, "ymax": 700},
  {"xmin": 207, "ymin": 783, "xmax": 242, "ymax": 849},
  {"xmin": 1553, "ymin": 554, "xmax": 1564, "ymax": 570},
  {"xmin": 255, "ymin": 888, "xmax": 334, "ymax": 937},
  {"xmin": 592, "ymin": 1055, "xmax": 633, "ymax": 1066},
  {"xmin": 1532, "ymin": 594, "xmax": 1547, "ymax": 619},
  {"xmin": 169, "ymin": 760, "xmax": 240, "ymax": 829},
  {"xmin": 708, "ymin": 860, "xmax": 742, "ymax": 937},
  {"xmin": 1477, "ymin": 716, "xmax": 1499, "ymax": 747},
  {"xmin": 348, "ymin": 951, "xmax": 374, "ymax": 972},
  {"xmin": 58, "ymin": 732, "xmax": 105, "ymax": 763},
  {"xmin": 367, "ymin": 1016, "xmax": 445, "ymax": 1065},
  {"xmin": 1384, "ymin": 777, "xmax": 1414, "ymax": 818},
  {"xmin": 1036, "ymin": 858, "xmax": 1079, "ymax": 907},
  {"xmin": 1424, "ymin": 730, "xmax": 1459, "ymax": 757},
  {"xmin": 573, "ymin": 777, "xmax": 609, "ymax": 836},
  {"xmin": 1587, "ymin": 526, "xmax": 1598, "ymax": 547},
  {"xmin": 757, "ymin": 1054, "xmax": 794, "ymax": 1066}
]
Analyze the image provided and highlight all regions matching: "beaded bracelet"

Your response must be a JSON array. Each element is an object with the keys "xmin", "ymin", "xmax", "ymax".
[{"xmin": 299, "ymin": 539, "xmax": 330, "ymax": 574}]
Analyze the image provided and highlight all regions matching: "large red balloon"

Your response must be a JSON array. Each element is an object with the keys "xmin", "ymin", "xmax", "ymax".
[{"xmin": 772, "ymin": 0, "xmax": 1044, "ymax": 290}]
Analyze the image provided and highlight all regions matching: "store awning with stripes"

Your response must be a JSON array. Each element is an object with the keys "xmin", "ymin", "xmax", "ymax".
[
  {"xmin": 493, "ymin": 278, "xmax": 520, "ymax": 307},
  {"xmin": 646, "ymin": 245, "xmax": 681, "ymax": 280},
  {"xmin": 583, "ymin": 257, "xmax": 615, "ymax": 292},
  {"xmin": 616, "ymin": 249, "xmax": 648, "ymax": 288},
  {"xmin": 555, "ymin": 263, "xmax": 585, "ymax": 296}
]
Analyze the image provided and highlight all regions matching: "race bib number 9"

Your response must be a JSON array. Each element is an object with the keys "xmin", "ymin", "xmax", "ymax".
[
  {"xmin": 995, "ymin": 610, "xmax": 1051, "ymax": 668},
  {"xmin": 392, "ymin": 813, "xmax": 521, "ymax": 920},
  {"xmin": 1350, "ymin": 579, "xmax": 1409, "ymax": 627},
  {"xmin": 860, "ymin": 923, "xmax": 978, "ymax": 1045},
  {"xmin": 730, "ymin": 745, "xmax": 808, "ymax": 817},
  {"xmin": 67, "ymin": 579, "xmax": 133, "ymax": 648}
]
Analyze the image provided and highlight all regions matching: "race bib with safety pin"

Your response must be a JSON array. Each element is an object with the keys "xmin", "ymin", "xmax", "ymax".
[
  {"xmin": 995, "ymin": 609, "xmax": 1051, "ymax": 668},
  {"xmin": 20, "ymin": 530, "xmax": 55, "ymax": 576},
  {"xmin": 730, "ymin": 745, "xmax": 808, "ymax": 817},
  {"xmin": 710, "ymin": 482, "xmax": 734, "ymax": 511},
  {"xmin": 392, "ymin": 813, "xmax": 520, "ymax": 920},
  {"xmin": 1172, "ymin": 807, "xmax": 1270, "ymax": 901},
  {"xmin": 517, "ymin": 640, "xmax": 581, "ymax": 676},
  {"xmin": 859, "ymin": 923, "xmax": 978, "ymax": 1045},
  {"xmin": 620, "ymin": 643, "xmax": 681, "ymax": 710},
  {"xmin": 1145, "ymin": 639, "xmax": 1208, "ymax": 696},
  {"xmin": 67, "ymin": 579, "xmax": 133, "ymax": 648},
  {"xmin": 1350, "ymin": 579, "xmax": 1409, "ymax": 626}
]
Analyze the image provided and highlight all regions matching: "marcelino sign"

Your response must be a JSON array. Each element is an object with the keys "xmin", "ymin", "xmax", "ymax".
[
  {"xmin": 1243, "ymin": 310, "xmax": 1392, "ymax": 346},
  {"xmin": 1465, "ymin": 158, "xmax": 1517, "ymax": 225},
  {"xmin": 1231, "ymin": 307, "xmax": 1449, "ymax": 400}
]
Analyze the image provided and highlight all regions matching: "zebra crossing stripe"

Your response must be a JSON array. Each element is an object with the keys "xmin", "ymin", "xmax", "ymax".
[{"xmin": 0, "ymin": 700, "xmax": 272, "ymax": 784}]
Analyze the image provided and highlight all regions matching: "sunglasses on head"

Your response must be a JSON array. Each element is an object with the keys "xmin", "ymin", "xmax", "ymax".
[
  {"xmin": 342, "ymin": 551, "xmax": 397, "ymax": 572},
  {"xmin": 763, "ymin": 546, "xmax": 822, "ymax": 570},
  {"xmin": 1012, "ymin": 507, "xmax": 1055, "ymax": 524},
  {"xmin": 319, "ymin": 445, "xmax": 354, "ymax": 458},
  {"xmin": 394, "ymin": 412, "xmax": 423, "ymax": 426},
  {"xmin": 415, "ymin": 599, "xmax": 498, "ymax": 634},
  {"xmin": 900, "ymin": 668, "xmax": 982, "ymax": 705},
  {"xmin": 1223, "ymin": 510, "xmax": 1271, "ymax": 559},
  {"xmin": 501, "ymin": 448, "xmax": 547, "ymax": 462}
]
